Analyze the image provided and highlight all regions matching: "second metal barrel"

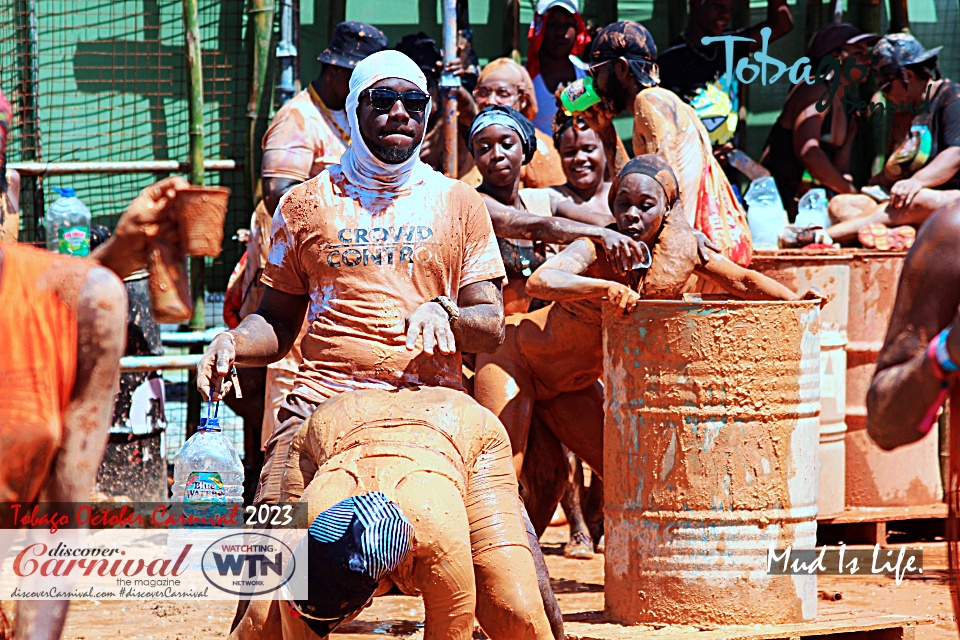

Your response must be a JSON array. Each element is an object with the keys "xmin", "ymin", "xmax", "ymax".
[
  {"xmin": 752, "ymin": 250, "xmax": 850, "ymax": 517},
  {"xmin": 844, "ymin": 250, "xmax": 942, "ymax": 507},
  {"xmin": 603, "ymin": 299, "xmax": 820, "ymax": 625}
]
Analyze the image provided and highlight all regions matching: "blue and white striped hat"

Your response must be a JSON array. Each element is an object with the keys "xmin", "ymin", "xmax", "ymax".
[{"xmin": 291, "ymin": 492, "xmax": 415, "ymax": 636}]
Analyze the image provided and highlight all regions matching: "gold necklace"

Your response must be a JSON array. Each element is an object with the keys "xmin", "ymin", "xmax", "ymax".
[
  {"xmin": 682, "ymin": 33, "xmax": 718, "ymax": 62},
  {"xmin": 309, "ymin": 85, "xmax": 351, "ymax": 146}
]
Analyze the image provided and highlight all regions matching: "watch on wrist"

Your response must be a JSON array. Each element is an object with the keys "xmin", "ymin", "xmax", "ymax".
[{"xmin": 432, "ymin": 295, "xmax": 460, "ymax": 321}]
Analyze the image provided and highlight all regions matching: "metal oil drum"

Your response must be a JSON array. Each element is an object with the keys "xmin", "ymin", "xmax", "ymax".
[
  {"xmin": 844, "ymin": 250, "xmax": 942, "ymax": 507},
  {"xmin": 603, "ymin": 298, "xmax": 820, "ymax": 625},
  {"xmin": 752, "ymin": 250, "xmax": 850, "ymax": 517}
]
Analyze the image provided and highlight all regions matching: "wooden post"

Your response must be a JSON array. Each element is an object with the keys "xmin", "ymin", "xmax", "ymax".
[
  {"xmin": 889, "ymin": 0, "xmax": 910, "ymax": 33},
  {"xmin": 247, "ymin": 0, "xmax": 274, "ymax": 209},
  {"xmin": 182, "ymin": 0, "xmax": 206, "ymax": 436},
  {"xmin": 442, "ymin": 0, "xmax": 459, "ymax": 178},
  {"xmin": 504, "ymin": 0, "xmax": 521, "ymax": 61}
]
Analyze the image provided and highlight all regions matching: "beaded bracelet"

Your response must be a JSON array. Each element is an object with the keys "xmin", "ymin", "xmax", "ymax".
[{"xmin": 918, "ymin": 329, "xmax": 958, "ymax": 434}]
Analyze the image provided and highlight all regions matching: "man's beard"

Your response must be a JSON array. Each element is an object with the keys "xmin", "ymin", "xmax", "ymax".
[
  {"xmin": 363, "ymin": 132, "xmax": 418, "ymax": 164},
  {"xmin": 607, "ymin": 73, "xmax": 629, "ymax": 114}
]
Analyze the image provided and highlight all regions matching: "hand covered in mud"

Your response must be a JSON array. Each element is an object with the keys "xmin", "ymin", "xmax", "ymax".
[
  {"xmin": 692, "ymin": 230, "xmax": 721, "ymax": 263},
  {"xmin": 800, "ymin": 286, "xmax": 829, "ymax": 309},
  {"xmin": 400, "ymin": 301, "xmax": 456, "ymax": 356},
  {"xmin": 92, "ymin": 176, "xmax": 190, "ymax": 279},
  {"xmin": 197, "ymin": 332, "xmax": 236, "ymax": 401},
  {"xmin": 606, "ymin": 282, "xmax": 641, "ymax": 315},
  {"xmin": 580, "ymin": 100, "xmax": 617, "ymax": 136},
  {"xmin": 599, "ymin": 228, "xmax": 651, "ymax": 275}
]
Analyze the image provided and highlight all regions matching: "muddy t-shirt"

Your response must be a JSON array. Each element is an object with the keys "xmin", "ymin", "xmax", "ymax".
[
  {"xmin": 885, "ymin": 80, "xmax": 960, "ymax": 190},
  {"xmin": 261, "ymin": 167, "xmax": 506, "ymax": 404},
  {"xmin": 261, "ymin": 86, "xmax": 349, "ymax": 183}
]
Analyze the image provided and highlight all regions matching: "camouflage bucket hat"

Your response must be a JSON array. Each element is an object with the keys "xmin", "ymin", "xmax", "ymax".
[
  {"xmin": 590, "ymin": 21, "xmax": 660, "ymax": 88},
  {"xmin": 319, "ymin": 21, "xmax": 388, "ymax": 68},
  {"xmin": 872, "ymin": 33, "xmax": 942, "ymax": 82}
]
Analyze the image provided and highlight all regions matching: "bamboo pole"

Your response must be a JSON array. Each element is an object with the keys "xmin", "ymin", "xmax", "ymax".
[
  {"xmin": 441, "ymin": 0, "xmax": 459, "ymax": 178},
  {"xmin": 504, "ymin": 0, "xmax": 520, "ymax": 61},
  {"xmin": 182, "ymin": 0, "xmax": 206, "ymax": 437},
  {"xmin": 889, "ymin": 0, "xmax": 910, "ymax": 32},
  {"xmin": 247, "ymin": 0, "xmax": 274, "ymax": 209}
]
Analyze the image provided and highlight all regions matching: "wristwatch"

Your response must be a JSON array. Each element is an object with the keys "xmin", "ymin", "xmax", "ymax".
[{"xmin": 432, "ymin": 295, "xmax": 460, "ymax": 321}]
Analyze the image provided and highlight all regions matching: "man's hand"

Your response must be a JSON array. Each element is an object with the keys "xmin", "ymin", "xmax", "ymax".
[
  {"xmin": 581, "ymin": 100, "xmax": 617, "ymax": 136},
  {"xmin": 599, "ymin": 228, "xmax": 649, "ymax": 275},
  {"xmin": 197, "ymin": 333, "xmax": 237, "ymax": 401},
  {"xmin": 607, "ymin": 282, "xmax": 641, "ymax": 316},
  {"xmin": 400, "ymin": 301, "xmax": 456, "ymax": 356},
  {"xmin": 890, "ymin": 178, "xmax": 924, "ymax": 210},
  {"xmin": 91, "ymin": 176, "xmax": 189, "ymax": 279}
]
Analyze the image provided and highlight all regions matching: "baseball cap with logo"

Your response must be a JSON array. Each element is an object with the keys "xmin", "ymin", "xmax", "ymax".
[
  {"xmin": 318, "ymin": 22, "xmax": 388, "ymax": 69},
  {"xmin": 285, "ymin": 492, "xmax": 415, "ymax": 637},
  {"xmin": 872, "ymin": 33, "xmax": 942, "ymax": 82},
  {"xmin": 590, "ymin": 21, "xmax": 660, "ymax": 88},
  {"xmin": 535, "ymin": 0, "xmax": 579, "ymax": 15}
]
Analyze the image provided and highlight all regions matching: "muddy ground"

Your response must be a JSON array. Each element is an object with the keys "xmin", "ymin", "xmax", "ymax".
[{"xmin": 14, "ymin": 526, "xmax": 956, "ymax": 639}]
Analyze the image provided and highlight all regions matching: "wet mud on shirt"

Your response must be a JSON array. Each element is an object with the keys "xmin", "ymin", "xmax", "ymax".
[
  {"xmin": 261, "ymin": 87, "xmax": 349, "ymax": 183},
  {"xmin": 261, "ymin": 167, "xmax": 506, "ymax": 404},
  {"xmin": 885, "ymin": 80, "xmax": 960, "ymax": 190}
]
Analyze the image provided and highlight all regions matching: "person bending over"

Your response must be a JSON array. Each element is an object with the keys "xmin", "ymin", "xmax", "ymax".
[
  {"xmin": 231, "ymin": 387, "xmax": 553, "ymax": 640},
  {"xmin": 473, "ymin": 155, "xmax": 811, "ymax": 530}
]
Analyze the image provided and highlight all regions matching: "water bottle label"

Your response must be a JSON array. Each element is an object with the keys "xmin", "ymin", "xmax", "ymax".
[
  {"xmin": 185, "ymin": 471, "xmax": 226, "ymax": 502},
  {"xmin": 58, "ymin": 225, "xmax": 90, "ymax": 256}
]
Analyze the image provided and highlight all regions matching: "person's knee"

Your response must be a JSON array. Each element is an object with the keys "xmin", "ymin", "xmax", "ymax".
[{"xmin": 828, "ymin": 193, "xmax": 873, "ymax": 223}]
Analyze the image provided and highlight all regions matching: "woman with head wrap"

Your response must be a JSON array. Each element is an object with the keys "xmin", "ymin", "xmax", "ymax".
[
  {"xmin": 468, "ymin": 105, "xmax": 645, "ymax": 315},
  {"xmin": 473, "ymin": 154, "xmax": 812, "ymax": 538},
  {"xmin": 472, "ymin": 58, "xmax": 565, "ymax": 188}
]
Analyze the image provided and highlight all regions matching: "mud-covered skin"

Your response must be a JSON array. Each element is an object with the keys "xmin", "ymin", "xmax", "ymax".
[
  {"xmin": 867, "ymin": 199, "xmax": 960, "ymax": 449},
  {"xmin": 826, "ymin": 189, "xmax": 960, "ymax": 244},
  {"xmin": 0, "ymin": 251, "xmax": 127, "ymax": 640},
  {"xmin": 231, "ymin": 387, "xmax": 553, "ymax": 640}
]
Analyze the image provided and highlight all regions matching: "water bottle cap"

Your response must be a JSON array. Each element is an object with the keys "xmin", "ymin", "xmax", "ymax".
[
  {"xmin": 53, "ymin": 187, "xmax": 76, "ymax": 198},
  {"xmin": 199, "ymin": 416, "xmax": 221, "ymax": 431}
]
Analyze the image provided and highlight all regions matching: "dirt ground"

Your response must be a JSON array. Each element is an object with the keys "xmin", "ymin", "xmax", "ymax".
[{"xmin": 21, "ymin": 526, "xmax": 956, "ymax": 639}]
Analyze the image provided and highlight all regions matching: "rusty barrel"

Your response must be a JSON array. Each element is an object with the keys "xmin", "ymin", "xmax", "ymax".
[
  {"xmin": 752, "ymin": 251, "xmax": 850, "ymax": 517},
  {"xmin": 844, "ymin": 250, "xmax": 943, "ymax": 507},
  {"xmin": 603, "ymin": 299, "xmax": 819, "ymax": 625}
]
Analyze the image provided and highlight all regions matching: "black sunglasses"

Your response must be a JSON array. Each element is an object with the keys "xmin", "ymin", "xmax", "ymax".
[
  {"xmin": 878, "ymin": 76, "xmax": 897, "ymax": 94},
  {"xmin": 363, "ymin": 88, "xmax": 430, "ymax": 113}
]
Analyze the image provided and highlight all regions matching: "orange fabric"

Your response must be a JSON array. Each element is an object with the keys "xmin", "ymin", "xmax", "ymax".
[
  {"xmin": 0, "ymin": 243, "xmax": 87, "ymax": 502},
  {"xmin": 632, "ymin": 87, "xmax": 752, "ymax": 266},
  {"xmin": 261, "ymin": 89, "xmax": 349, "ymax": 183},
  {"xmin": 261, "ymin": 169, "xmax": 506, "ymax": 404}
]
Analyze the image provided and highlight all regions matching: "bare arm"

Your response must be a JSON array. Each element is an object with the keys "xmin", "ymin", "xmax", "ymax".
[
  {"xmin": 198, "ymin": 285, "xmax": 309, "ymax": 400},
  {"xmin": 694, "ymin": 249, "xmax": 805, "ymax": 301},
  {"xmin": 20, "ymin": 267, "xmax": 127, "ymax": 640},
  {"xmin": 909, "ymin": 146, "xmax": 960, "ymax": 189},
  {"xmin": 792, "ymin": 97, "xmax": 857, "ymax": 195},
  {"xmin": 745, "ymin": 0, "xmax": 794, "ymax": 47},
  {"xmin": 6, "ymin": 168, "xmax": 20, "ymax": 211},
  {"xmin": 553, "ymin": 198, "xmax": 616, "ymax": 227},
  {"xmin": 454, "ymin": 279, "xmax": 504, "ymax": 353},
  {"xmin": 263, "ymin": 177, "xmax": 301, "ymax": 217},
  {"xmin": 867, "ymin": 202, "xmax": 960, "ymax": 450}
]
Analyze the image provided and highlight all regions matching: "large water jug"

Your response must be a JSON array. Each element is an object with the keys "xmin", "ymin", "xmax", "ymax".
[
  {"xmin": 744, "ymin": 177, "xmax": 788, "ymax": 250},
  {"xmin": 795, "ymin": 188, "xmax": 831, "ymax": 229},
  {"xmin": 45, "ymin": 187, "xmax": 91, "ymax": 256}
]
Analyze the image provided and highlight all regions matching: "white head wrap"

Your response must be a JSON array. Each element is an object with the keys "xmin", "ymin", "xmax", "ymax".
[{"xmin": 337, "ymin": 50, "xmax": 434, "ymax": 206}]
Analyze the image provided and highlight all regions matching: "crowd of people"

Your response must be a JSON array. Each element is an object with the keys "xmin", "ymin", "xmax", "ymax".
[{"xmin": 1, "ymin": 0, "xmax": 960, "ymax": 638}]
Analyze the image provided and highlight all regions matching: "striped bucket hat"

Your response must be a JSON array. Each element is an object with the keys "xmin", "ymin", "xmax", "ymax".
[{"xmin": 288, "ymin": 492, "xmax": 415, "ymax": 636}]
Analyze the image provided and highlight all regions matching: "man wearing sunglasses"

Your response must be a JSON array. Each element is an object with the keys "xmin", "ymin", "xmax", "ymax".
[
  {"xmin": 580, "ymin": 21, "xmax": 753, "ymax": 269},
  {"xmin": 824, "ymin": 34, "xmax": 960, "ymax": 247}
]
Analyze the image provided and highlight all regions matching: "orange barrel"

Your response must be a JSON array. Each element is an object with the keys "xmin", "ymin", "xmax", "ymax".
[
  {"xmin": 844, "ymin": 250, "xmax": 942, "ymax": 506},
  {"xmin": 603, "ymin": 299, "xmax": 820, "ymax": 625},
  {"xmin": 752, "ymin": 251, "xmax": 850, "ymax": 517}
]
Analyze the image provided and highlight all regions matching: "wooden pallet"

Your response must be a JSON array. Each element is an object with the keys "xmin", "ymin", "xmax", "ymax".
[
  {"xmin": 563, "ymin": 612, "xmax": 931, "ymax": 640},
  {"xmin": 817, "ymin": 504, "xmax": 947, "ymax": 546}
]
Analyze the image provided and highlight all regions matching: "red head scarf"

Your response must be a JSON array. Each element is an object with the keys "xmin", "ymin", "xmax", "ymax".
[
  {"xmin": 0, "ymin": 89, "xmax": 11, "ymax": 160},
  {"xmin": 526, "ymin": 0, "xmax": 590, "ymax": 79}
]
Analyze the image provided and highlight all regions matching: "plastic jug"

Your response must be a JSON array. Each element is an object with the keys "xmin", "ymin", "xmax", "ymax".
[
  {"xmin": 795, "ymin": 188, "xmax": 831, "ymax": 229},
  {"xmin": 45, "ymin": 187, "xmax": 91, "ymax": 256},
  {"xmin": 744, "ymin": 177, "xmax": 788, "ymax": 250}
]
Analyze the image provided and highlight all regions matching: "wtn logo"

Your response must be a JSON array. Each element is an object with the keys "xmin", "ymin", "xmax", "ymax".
[{"xmin": 212, "ymin": 545, "xmax": 283, "ymax": 578}]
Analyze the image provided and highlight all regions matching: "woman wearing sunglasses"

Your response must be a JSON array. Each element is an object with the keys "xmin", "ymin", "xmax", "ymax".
[
  {"xmin": 473, "ymin": 155, "xmax": 808, "ymax": 538},
  {"xmin": 760, "ymin": 24, "xmax": 878, "ymax": 217},
  {"xmin": 823, "ymin": 33, "xmax": 960, "ymax": 249},
  {"xmin": 470, "ymin": 58, "xmax": 566, "ymax": 189}
]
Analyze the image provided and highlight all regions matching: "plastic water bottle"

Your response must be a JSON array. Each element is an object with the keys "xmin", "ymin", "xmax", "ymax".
[
  {"xmin": 169, "ymin": 406, "xmax": 244, "ymax": 566},
  {"xmin": 744, "ymin": 176, "xmax": 788, "ymax": 250},
  {"xmin": 795, "ymin": 188, "xmax": 831, "ymax": 229},
  {"xmin": 45, "ymin": 187, "xmax": 91, "ymax": 256}
]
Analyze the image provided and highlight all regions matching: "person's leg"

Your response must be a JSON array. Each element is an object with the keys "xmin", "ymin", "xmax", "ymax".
[
  {"xmin": 825, "ymin": 190, "xmax": 960, "ymax": 245},
  {"xmin": 518, "ymin": 417, "xmax": 569, "ymax": 537},
  {"xmin": 559, "ymin": 454, "xmax": 594, "ymax": 558},
  {"xmin": 474, "ymin": 325, "xmax": 537, "ymax": 475},
  {"xmin": 828, "ymin": 193, "xmax": 878, "ymax": 224},
  {"xmin": 535, "ymin": 381, "xmax": 605, "ymax": 476},
  {"xmin": 583, "ymin": 472, "xmax": 604, "ymax": 547},
  {"xmin": 255, "ymin": 395, "xmax": 317, "ymax": 503},
  {"xmin": 228, "ymin": 600, "xmax": 282, "ymax": 640}
]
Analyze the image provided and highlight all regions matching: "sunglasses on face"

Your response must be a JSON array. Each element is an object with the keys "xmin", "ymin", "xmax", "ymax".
[
  {"xmin": 878, "ymin": 77, "xmax": 896, "ymax": 94},
  {"xmin": 363, "ymin": 88, "xmax": 431, "ymax": 113},
  {"xmin": 588, "ymin": 59, "xmax": 613, "ymax": 79}
]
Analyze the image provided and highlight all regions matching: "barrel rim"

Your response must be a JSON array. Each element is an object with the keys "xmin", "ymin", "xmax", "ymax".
[
  {"xmin": 752, "ymin": 250, "xmax": 852, "ymax": 263},
  {"xmin": 604, "ymin": 298, "xmax": 822, "ymax": 310}
]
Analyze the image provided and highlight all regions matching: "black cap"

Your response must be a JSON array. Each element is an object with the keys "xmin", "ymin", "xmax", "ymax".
[
  {"xmin": 318, "ymin": 22, "xmax": 388, "ymax": 68},
  {"xmin": 395, "ymin": 32, "xmax": 443, "ymax": 81},
  {"xmin": 590, "ymin": 21, "xmax": 660, "ymax": 88},
  {"xmin": 806, "ymin": 23, "xmax": 879, "ymax": 61},
  {"xmin": 872, "ymin": 33, "xmax": 942, "ymax": 81}
]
